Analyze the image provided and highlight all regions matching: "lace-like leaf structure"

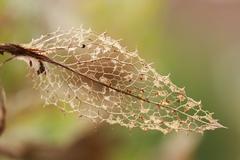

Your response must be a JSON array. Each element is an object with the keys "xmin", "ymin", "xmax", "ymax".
[{"xmin": 21, "ymin": 27, "xmax": 224, "ymax": 134}]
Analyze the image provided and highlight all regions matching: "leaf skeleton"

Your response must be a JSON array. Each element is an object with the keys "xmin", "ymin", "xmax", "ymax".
[{"xmin": 0, "ymin": 27, "xmax": 224, "ymax": 134}]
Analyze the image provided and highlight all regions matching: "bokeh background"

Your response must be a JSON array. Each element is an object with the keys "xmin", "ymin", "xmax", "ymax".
[{"xmin": 0, "ymin": 0, "xmax": 239, "ymax": 160}]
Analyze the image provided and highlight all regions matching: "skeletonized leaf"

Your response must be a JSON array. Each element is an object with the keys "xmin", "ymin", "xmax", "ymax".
[{"xmin": 2, "ymin": 27, "xmax": 224, "ymax": 134}]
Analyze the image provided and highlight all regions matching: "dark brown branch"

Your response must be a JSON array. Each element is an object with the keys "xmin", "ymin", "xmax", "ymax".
[{"xmin": 0, "ymin": 86, "xmax": 6, "ymax": 136}]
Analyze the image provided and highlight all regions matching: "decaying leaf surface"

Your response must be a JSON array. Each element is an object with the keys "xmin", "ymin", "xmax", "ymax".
[{"xmin": 1, "ymin": 27, "xmax": 224, "ymax": 134}]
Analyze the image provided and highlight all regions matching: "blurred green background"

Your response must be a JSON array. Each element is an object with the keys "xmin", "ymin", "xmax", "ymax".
[{"xmin": 0, "ymin": 0, "xmax": 239, "ymax": 160}]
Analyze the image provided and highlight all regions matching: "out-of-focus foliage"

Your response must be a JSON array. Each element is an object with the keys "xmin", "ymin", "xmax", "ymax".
[{"xmin": 0, "ymin": 0, "xmax": 239, "ymax": 160}]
